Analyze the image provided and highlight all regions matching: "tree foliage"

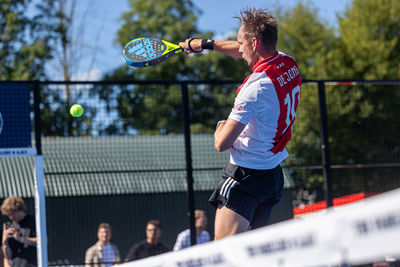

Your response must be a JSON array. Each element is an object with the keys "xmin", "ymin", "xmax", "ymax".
[
  {"xmin": 96, "ymin": 0, "xmax": 249, "ymax": 135},
  {"xmin": 337, "ymin": 0, "xmax": 400, "ymax": 79},
  {"xmin": 38, "ymin": 0, "xmax": 102, "ymax": 136},
  {"xmin": 282, "ymin": 0, "xmax": 400, "ymax": 201},
  {"xmin": 0, "ymin": 0, "xmax": 54, "ymax": 80},
  {"xmin": 276, "ymin": 3, "xmax": 338, "ymax": 80},
  {"xmin": 325, "ymin": 0, "xmax": 400, "ymax": 165}
]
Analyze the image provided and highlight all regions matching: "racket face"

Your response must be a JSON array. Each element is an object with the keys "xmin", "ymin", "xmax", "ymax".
[{"xmin": 123, "ymin": 37, "xmax": 182, "ymax": 67}]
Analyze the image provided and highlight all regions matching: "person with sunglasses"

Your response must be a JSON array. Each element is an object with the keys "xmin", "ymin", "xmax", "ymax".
[{"xmin": 124, "ymin": 220, "xmax": 169, "ymax": 262}]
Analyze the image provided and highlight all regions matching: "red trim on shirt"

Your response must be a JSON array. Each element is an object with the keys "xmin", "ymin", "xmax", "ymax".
[
  {"xmin": 252, "ymin": 51, "xmax": 280, "ymax": 73},
  {"xmin": 237, "ymin": 52, "xmax": 301, "ymax": 154}
]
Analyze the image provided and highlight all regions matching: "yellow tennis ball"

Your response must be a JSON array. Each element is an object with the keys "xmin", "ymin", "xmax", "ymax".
[{"xmin": 70, "ymin": 104, "xmax": 83, "ymax": 117}]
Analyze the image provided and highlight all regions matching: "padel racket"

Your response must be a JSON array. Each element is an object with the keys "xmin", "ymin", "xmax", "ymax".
[{"xmin": 122, "ymin": 37, "xmax": 183, "ymax": 67}]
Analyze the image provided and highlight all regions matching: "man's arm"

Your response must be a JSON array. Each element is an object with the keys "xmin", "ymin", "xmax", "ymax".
[
  {"xmin": 1, "ymin": 224, "xmax": 11, "ymax": 261},
  {"xmin": 214, "ymin": 40, "xmax": 241, "ymax": 58},
  {"xmin": 214, "ymin": 118, "xmax": 246, "ymax": 152},
  {"xmin": 179, "ymin": 39, "xmax": 241, "ymax": 58}
]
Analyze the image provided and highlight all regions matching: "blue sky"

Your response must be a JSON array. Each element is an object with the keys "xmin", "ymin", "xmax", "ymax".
[{"xmin": 71, "ymin": 0, "xmax": 352, "ymax": 80}]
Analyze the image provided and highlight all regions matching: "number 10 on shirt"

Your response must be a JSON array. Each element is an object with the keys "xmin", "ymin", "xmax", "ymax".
[{"xmin": 284, "ymin": 85, "xmax": 301, "ymax": 131}]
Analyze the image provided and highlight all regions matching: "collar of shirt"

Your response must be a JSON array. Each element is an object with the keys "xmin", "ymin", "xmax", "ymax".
[{"xmin": 252, "ymin": 51, "xmax": 280, "ymax": 73}]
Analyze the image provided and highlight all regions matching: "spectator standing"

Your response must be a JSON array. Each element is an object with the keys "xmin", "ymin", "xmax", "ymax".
[{"xmin": 85, "ymin": 223, "xmax": 120, "ymax": 267}]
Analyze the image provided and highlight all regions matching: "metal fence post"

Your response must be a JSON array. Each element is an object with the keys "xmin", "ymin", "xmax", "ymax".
[
  {"xmin": 181, "ymin": 82, "xmax": 196, "ymax": 246},
  {"xmin": 318, "ymin": 81, "xmax": 333, "ymax": 207},
  {"xmin": 33, "ymin": 81, "xmax": 42, "ymax": 155}
]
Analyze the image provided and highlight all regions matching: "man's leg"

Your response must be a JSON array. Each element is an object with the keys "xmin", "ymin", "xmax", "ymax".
[
  {"xmin": 249, "ymin": 200, "xmax": 276, "ymax": 230},
  {"xmin": 250, "ymin": 165, "xmax": 284, "ymax": 229},
  {"xmin": 214, "ymin": 204, "xmax": 250, "ymax": 240}
]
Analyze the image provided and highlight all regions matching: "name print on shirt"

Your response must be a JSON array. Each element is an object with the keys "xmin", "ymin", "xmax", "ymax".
[{"xmin": 277, "ymin": 66, "xmax": 300, "ymax": 87}]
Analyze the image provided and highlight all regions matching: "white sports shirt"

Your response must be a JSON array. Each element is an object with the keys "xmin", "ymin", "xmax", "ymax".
[{"xmin": 229, "ymin": 51, "xmax": 301, "ymax": 170}]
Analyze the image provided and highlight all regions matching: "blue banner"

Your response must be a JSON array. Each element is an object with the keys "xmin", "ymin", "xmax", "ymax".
[{"xmin": 0, "ymin": 83, "xmax": 31, "ymax": 148}]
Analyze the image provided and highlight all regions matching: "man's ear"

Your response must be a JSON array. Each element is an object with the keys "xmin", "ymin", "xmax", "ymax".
[{"xmin": 252, "ymin": 37, "xmax": 258, "ymax": 51}]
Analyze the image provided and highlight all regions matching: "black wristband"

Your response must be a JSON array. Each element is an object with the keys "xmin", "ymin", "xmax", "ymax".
[
  {"xmin": 201, "ymin": 39, "xmax": 214, "ymax": 50},
  {"xmin": 188, "ymin": 38, "xmax": 203, "ymax": 53}
]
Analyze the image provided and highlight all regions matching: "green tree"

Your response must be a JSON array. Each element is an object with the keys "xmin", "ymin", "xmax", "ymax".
[
  {"xmin": 0, "ymin": 0, "xmax": 92, "ymax": 137},
  {"xmin": 39, "ymin": 0, "xmax": 100, "ymax": 136},
  {"xmin": 276, "ymin": 2, "xmax": 338, "ymax": 80},
  {"xmin": 276, "ymin": 3, "xmax": 338, "ymax": 200},
  {"xmin": 326, "ymin": 0, "xmax": 400, "ymax": 197},
  {"xmin": 96, "ymin": 0, "xmax": 249, "ymax": 135},
  {"xmin": 0, "ymin": 0, "xmax": 54, "ymax": 80},
  {"xmin": 337, "ymin": 0, "xmax": 400, "ymax": 79},
  {"xmin": 326, "ymin": 0, "xmax": 400, "ymax": 166},
  {"xmin": 277, "ymin": 2, "xmax": 337, "ymax": 164},
  {"xmin": 277, "ymin": 1, "xmax": 400, "ymax": 203}
]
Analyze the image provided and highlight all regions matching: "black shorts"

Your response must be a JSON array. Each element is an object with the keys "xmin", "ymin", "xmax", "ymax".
[{"xmin": 209, "ymin": 163, "xmax": 284, "ymax": 229}]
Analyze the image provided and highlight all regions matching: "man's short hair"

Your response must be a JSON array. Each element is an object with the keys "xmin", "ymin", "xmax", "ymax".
[
  {"xmin": 98, "ymin": 222, "xmax": 112, "ymax": 232},
  {"xmin": 0, "ymin": 196, "xmax": 26, "ymax": 216},
  {"xmin": 147, "ymin": 219, "xmax": 162, "ymax": 230},
  {"xmin": 235, "ymin": 7, "xmax": 278, "ymax": 51}
]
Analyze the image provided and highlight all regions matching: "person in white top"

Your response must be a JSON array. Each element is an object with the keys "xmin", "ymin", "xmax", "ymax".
[
  {"xmin": 173, "ymin": 210, "xmax": 210, "ymax": 251},
  {"xmin": 180, "ymin": 7, "xmax": 301, "ymax": 240}
]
